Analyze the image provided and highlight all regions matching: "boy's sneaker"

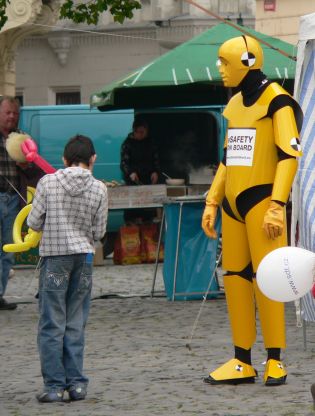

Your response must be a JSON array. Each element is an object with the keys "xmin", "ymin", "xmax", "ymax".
[
  {"xmin": 68, "ymin": 386, "xmax": 87, "ymax": 401},
  {"xmin": 36, "ymin": 390, "xmax": 64, "ymax": 403}
]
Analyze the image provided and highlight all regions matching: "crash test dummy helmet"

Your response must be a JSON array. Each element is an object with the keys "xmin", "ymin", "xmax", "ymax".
[{"xmin": 216, "ymin": 35, "xmax": 264, "ymax": 87}]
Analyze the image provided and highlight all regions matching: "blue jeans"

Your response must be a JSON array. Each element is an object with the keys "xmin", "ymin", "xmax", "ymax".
[
  {"xmin": 0, "ymin": 192, "xmax": 19, "ymax": 296},
  {"xmin": 38, "ymin": 254, "xmax": 93, "ymax": 392}
]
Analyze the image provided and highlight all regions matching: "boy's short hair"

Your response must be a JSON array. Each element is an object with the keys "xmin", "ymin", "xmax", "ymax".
[{"xmin": 64, "ymin": 134, "xmax": 96, "ymax": 166}]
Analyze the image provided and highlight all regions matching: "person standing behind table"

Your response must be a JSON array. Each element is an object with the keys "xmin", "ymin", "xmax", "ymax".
[
  {"xmin": 120, "ymin": 118, "xmax": 160, "ymax": 223},
  {"xmin": 120, "ymin": 118, "xmax": 160, "ymax": 186},
  {"xmin": 202, "ymin": 36, "xmax": 303, "ymax": 386},
  {"xmin": 0, "ymin": 95, "xmax": 44, "ymax": 311},
  {"xmin": 27, "ymin": 135, "xmax": 108, "ymax": 403}
]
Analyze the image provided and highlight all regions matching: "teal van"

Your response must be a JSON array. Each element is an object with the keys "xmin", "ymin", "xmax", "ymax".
[{"xmin": 19, "ymin": 104, "xmax": 226, "ymax": 255}]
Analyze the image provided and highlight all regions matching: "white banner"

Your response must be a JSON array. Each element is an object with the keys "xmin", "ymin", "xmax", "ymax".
[{"xmin": 226, "ymin": 128, "xmax": 256, "ymax": 166}]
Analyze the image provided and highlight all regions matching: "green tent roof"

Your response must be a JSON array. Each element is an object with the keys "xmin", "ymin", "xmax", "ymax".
[{"xmin": 91, "ymin": 22, "xmax": 297, "ymax": 110}]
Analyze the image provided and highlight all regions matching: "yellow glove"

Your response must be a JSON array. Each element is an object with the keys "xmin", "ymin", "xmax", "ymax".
[
  {"xmin": 202, "ymin": 162, "xmax": 226, "ymax": 239},
  {"xmin": 263, "ymin": 201, "xmax": 285, "ymax": 240},
  {"xmin": 202, "ymin": 201, "xmax": 218, "ymax": 239}
]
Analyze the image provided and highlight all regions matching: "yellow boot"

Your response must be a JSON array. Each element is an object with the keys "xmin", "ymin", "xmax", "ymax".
[
  {"xmin": 263, "ymin": 359, "xmax": 287, "ymax": 386},
  {"xmin": 204, "ymin": 358, "xmax": 258, "ymax": 385}
]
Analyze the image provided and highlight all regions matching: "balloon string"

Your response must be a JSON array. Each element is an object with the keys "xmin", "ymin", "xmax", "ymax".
[
  {"xmin": 294, "ymin": 299, "xmax": 302, "ymax": 328},
  {"xmin": 10, "ymin": 257, "xmax": 42, "ymax": 300},
  {"xmin": 4, "ymin": 177, "xmax": 27, "ymax": 204},
  {"xmin": 186, "ymin": 250, "xmax": 222, "ymax": 351}
]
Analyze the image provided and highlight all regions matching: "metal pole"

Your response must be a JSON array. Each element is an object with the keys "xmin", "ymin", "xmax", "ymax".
[
  {"xmin": 172, "ymin": 202, "xmax": 183, "ymax": 301},
  {"xmin": 150, "ymin": 208, "xmax": 165, "ymax": 297}
]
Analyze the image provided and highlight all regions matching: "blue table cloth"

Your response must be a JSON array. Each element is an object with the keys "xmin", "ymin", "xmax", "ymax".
[{"xmin": 163, "ymin": 201, "xmax": 221, "ymax": 300}]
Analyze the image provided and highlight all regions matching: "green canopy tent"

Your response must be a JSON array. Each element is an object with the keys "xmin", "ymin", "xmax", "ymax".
[{"xmin": 91, "ymin": 22, "xmax": 297, "ymax": 111}]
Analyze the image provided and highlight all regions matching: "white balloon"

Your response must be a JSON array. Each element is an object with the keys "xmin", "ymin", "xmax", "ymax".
[{"xmin": 256, "ymin": 247, "xmax": 315, "ymax": 302}]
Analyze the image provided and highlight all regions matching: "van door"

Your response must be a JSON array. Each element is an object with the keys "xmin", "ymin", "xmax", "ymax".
[
  {"xmin": 19, "ymin": 105, "xmax": 134, "ymax": 181},
  {"xmin": 19, "ymin": 105, "xmax": 135, "ymax": 236}
]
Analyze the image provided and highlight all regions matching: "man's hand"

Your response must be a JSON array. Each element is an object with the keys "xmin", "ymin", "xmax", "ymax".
[
  {"xmin": 202, "ymin": 204, "xmax": 218, "ymax": 239},
  {"xmin": 151, "ymin": 172, "xmax": 158, "ymax": 184},
  {"xmin": 129, "ymin": 172, "xmax": 139, "ymax": 183},
  {"xmin": 16, "ymin": 162, "xmax": 30, "ymax": 169},
  {"xmin": 263, "ymin": 201, "xmax": 285, "ymax": 239}
]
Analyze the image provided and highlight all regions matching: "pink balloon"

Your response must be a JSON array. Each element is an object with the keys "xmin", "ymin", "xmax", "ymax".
[{"xmin": 21, "ymin": 138, "xmax": 56, "ymax": 174}]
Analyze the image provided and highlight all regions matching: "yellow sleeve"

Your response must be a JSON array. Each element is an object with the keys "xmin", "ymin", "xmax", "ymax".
[
  {"xmin": 206, "ymin": 162, "xmax": 226, "ymax": 206},
  {"xmin": 271, "ymin": 106, "xmax": 302, "ymax": 203},
  {"xmin": 273, "ymin": 106, "xmax": 303, "ymax": 158},
  {"xmin": 271, "ymin": 157, "xmax": 298, "ymax": 203}
]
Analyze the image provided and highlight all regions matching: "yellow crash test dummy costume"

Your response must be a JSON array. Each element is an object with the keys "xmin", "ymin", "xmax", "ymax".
[{"xmin": 202, "ymin": 36, "xmax": 303, "ymax": 386}]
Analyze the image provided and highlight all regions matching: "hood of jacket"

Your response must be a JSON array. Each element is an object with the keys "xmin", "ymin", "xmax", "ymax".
[{"xmin": 56, "ymin": 167, "xmax": 94, "ymax": 196}]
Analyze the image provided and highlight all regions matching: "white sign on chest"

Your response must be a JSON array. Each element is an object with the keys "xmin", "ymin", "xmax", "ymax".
[{"xmin": 226, "ymin": 128, "xmax": 256, "ymax": 166}]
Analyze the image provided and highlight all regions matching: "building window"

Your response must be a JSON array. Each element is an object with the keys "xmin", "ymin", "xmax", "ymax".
[
  {"xmin": 15, "ymin": 90, "xmax": 24, "ymax": 106},
  {"xmin": 264, "ymin": 0, "xmax": 276, "ymax": 11},
  {"xmin": 56, "ymin": 91, "xmax": 81, "ymax": 105},
  {"xmin": 15, "ymin": 95, "xmax": 24, "ymax": 106}
]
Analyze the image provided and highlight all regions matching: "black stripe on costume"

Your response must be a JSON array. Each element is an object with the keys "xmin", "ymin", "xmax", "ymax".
[
  {"xmin": 277, "ymin": 146, "xmax": 296, "ymax": 162},
  {"xmin": 267, "ymin": 95, "xmax": 303, "ymax": 133},
  {"xmin": 225, "ymin": 263, "xmax": 254, "ymax": 282},
  {"xmin": 236, "ymin": 184, "xmax": 273, "ymax": 219},
  {"xmin": 222, "ymin": 197, "xmax": 242, "ymax": 222},
  {"xmin": 222, "ymin": 148, "xmax": 227, "ymax": 166}
]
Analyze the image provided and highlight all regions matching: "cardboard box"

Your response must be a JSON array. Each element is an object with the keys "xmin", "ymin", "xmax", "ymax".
[
  {"xmin": 94, "ymin": 242, "xmax": 104, "ymax": 266},
  {"xmin": 166, "ymin": 186, "xmax": 187, "ymax": 197}
]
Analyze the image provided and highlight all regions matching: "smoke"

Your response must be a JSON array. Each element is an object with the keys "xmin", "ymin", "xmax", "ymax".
[{"xmin": 160, "ymin": 130, "xmax": 217, "ymax": 179}]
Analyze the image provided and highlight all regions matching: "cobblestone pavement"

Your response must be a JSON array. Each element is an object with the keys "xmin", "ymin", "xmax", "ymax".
[{"xmin": 0, "ymin": 260, "xmax": 315, "ymax": 416}]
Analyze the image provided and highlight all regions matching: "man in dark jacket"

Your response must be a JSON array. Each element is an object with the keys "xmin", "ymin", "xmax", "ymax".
[
  {"xmin": 120, "ymin": 118, "xmax": 160, "ymax": 185},
  {"xmin": 0, "ymin": 96, "xmax": 44, "ymax": 310},
  {"xmin": 120, "ymin": 118, "xmax": 160, "ymax": 223}
]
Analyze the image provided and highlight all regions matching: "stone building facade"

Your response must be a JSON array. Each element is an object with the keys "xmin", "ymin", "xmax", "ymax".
[
  {"xmin": 3, "ymin": 1, "xmax": 314, "ymax": 104},
  {"xmin": 0, "ymin": 0, "xmax": 60, "ymax": 96},
  {"xmin": 255, "ymin": 0, "xmax": 315, "ymax": 44},
  {"xmin": 14, "ymin": 0, "xmax": 255, "ymax": 105}
]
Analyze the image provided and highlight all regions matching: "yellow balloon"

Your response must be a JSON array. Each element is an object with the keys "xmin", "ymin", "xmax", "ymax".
[
  {"xmin": 12, "ymin": 205, "xmax": 31, "ymax": 244},
  {"xmin": 3, "ymin": 204, "xmax": 42, "ymax": 253},
  {"xmin": 24, "ymin": 228, "xmax": 42, "ymax": 246},
  {"xmin": 27, "ymin": 186, "xmax": 36, "ymax": 204}
]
